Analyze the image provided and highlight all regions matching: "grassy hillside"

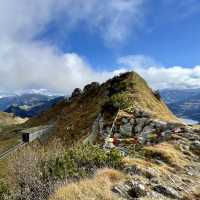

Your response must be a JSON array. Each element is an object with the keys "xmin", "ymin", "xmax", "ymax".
[
  {"xmin": 24, "ymin": 72, "xmax": 178, "ymax": 146},
  {"xmin": 0, "ymin": 112, "xmax": 27, "ymax": 154},
  {"xmin": 0, "ymin": 112, "xmax": 27, "ymax": 127}
]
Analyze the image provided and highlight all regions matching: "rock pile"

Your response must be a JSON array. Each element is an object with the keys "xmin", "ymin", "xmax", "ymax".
[{"xmin": 107, "ymin": 109, "xmax": 180, "ymax": 147}]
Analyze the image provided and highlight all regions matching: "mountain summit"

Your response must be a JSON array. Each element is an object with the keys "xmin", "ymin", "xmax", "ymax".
[{"xmin": 25, "ymin": 71, "xmax": 178, "ymax": 145}]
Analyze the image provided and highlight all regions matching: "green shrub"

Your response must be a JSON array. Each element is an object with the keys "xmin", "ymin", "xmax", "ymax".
[
  {"xmin": 9, "ymin": 143, "xmax": 124, "ymax": 199},
  {"xmin": 110, "ymin": 92, "xmax": 132, "ymax": 109},
  {"xmin": 42, "ymin": 144, "xmax": 124, "ymax": 180}
]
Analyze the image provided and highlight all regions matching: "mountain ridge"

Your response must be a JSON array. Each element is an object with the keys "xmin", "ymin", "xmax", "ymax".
[{"xmin": 25, "ymin": 71, "xmax": 179, "ymax": 145}]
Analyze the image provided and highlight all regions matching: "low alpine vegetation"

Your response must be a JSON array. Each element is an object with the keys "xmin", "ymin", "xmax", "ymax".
[{"xmin": 2, "ymin": 142, "xmax": 124, "ymax": 200}]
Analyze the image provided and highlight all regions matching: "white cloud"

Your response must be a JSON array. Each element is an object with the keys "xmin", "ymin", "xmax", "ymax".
[
  {"xmin": 0, "ymin": 0, "xmax": 145, "ymax": 94},
  {"xmin": 118, "ymin": 54, "xmax": 161, "ymax": 68},
  {"xmin": 0, "ymin": 40, "xmax": 115, "ymax": 94},
  {"xmin": 0, "ymin": 0, "xmax": 145, "ymax": 43},
  {"xmin": 118, "ymin": 55, "xmax": 200, "ymax": 89}
]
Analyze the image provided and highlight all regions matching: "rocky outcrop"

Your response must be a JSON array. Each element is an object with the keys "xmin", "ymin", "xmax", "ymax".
[
  {"xmin": 153, "ymin": 185, "xmax": 182, "ymax": 199},
  {"xmin": 83, "ymin": 82, "xmax": 100, "ymax": 94},
  {"xmin": 70, "ymin": 88, "xmax": 82, "ymax": 99},
  {"xmin": 104, "ymin": 108, "xmax": 181, "ymax": 148},
  {"xmin": 113, "ymin": 180, "xmax": 147, "ymax": 199}
]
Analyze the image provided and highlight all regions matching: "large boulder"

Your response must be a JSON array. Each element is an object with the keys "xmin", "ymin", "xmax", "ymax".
[
  {"xmin": 119, "ymin": 123, "xmax": 133, "ymax": 137},
  {"xmin": 134, "ymin": 118, "xmax": 147, "ymax": 133}
]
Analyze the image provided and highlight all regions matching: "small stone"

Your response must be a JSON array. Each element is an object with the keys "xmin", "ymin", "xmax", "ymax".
[
  {"xmin": 128, "ymin": 182, "xmax": 147, "ymax": 198},
  {"xmin": 130, "ymin": 118, "xmax": 135, "ymax": 125},
  {"xmin": 190, "ymin": 140, "xmax": 200, "ymax": 154},
  {"xmin": 152, "ymin": 119, "xmax": 167, "ymax": 130},
  {"xmin": 142, "ymin": 168, "xmax": 157, "ymax": 179},
  {"xmin": 122, "ymin": 118, "xmax": 129, "ymax": 124},
  {"xmin": 153, "ymin": 185, "xmax": 182, "ymax": 199},
  {"xmin": 135, "ymin": 124, "xmax": 143, "ymax": 133},
  {"xmin": 119, "ymin": 123, "xmax": 133, "ymax": 137},
  {"xmin": 112, "ymin": 185, "xmax": 130, "ymax": 198},
  {"xmin": 141, "ymin": 111, "xmax": 151, "ymax": 118},
  {"xmin": 124, "ymin": 165, "xmax": 142, "ymax": 176}
]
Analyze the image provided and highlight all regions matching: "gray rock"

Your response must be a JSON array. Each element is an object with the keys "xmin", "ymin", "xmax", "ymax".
[
  {"xmin": 124, "ymin": 165, "xmax": 142, "ymax": 176},
  {"xmin": 141, "ymin": 111, "xmax": 151, "ymax": 118},
  {"xmin": 190, "ymin": 140, "xmax": 200, "ymax": 154},
  {"xmin": 134, "ymin": 109, "xmax": 141, "ymax": 117},
  {"xmin": 130, "ymin": 118, "xmax": 135, "ymax": 125},
  {"xmin": 139, "ymin": 129, "xmax": 157, "ymax": 144},
  {"xmin": 153, "ymin": 185, "xmax": 182, "ymax": 199},
  {"xmin": 127, "ymin": 182, "xmax": 147, "ymax": 198},
  {"xmin": 113, "ymin": 181, "xmax": 147, "ymax": 199},
  {"xmin": 152, "ymin": 119, "xmax": 167, "ymax": 130},
  {"xmin": 134, "ymin": 118, "xmax": 147, "ymax": 133},
  {"xmin": 142, "ymin": 168, "xmax": 157, "ymax": 179},
  {"xmin": 122, "ymin": 118, "xmax": 129, "ymax": 124},
  {"xmin": 134, "ymin": 124, "xmax": 143, "ymax": 134},
  {"xmin": 142, "ymin": 126, "xmax": 156, "ymax": 135},
  {"xmin": 135, "ymin": 118, "xmax": 147, "ymax": 126},
  {"xmin": 119, "ymin": 123, "xmax": 133, "ymax": 137},
  {"xmin": 112, "ymin": 185, "xmax": 129, "ymax": 198}
]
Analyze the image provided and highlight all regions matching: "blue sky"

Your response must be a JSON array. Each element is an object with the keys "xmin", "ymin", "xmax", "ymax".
[
  {"xmin": 35, "ymin": 0, "xmax": 200, "ymax": 68},
  {"xmin": 0, "ymin": 0, "xmax": 200, "ymax": 94}
]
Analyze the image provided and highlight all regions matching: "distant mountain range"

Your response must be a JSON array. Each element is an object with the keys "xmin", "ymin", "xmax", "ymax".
[
  {"xmin": 160, "ymin": 88, "xmax": 200, "ymax": 123},
  {"xmin": 1, "ymin": 88, "xmax": 200, "ymax": 122},
  {"xmin": 0, "ymin": 93, "xmax": 64, "ymax": 118}
]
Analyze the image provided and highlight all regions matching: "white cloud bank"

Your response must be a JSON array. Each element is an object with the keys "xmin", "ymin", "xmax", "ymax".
[
  {"xmin": 0, "ymin": 0, "xmax": 145, "ymax": 94},
  {"xmin": 1, "ymin": 0, "xmax": 200, "ymax": 95},
  {"xmin": 118, "ymin": 55, "xmax": 200, "ymax": 90}
]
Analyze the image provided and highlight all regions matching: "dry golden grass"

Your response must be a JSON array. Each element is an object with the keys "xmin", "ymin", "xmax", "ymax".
[
  {"xmin": 143, "ymin": 143, "xmax": 189, "ymax": 168},
  {"xmin": 0, "ymin": 112, "xmax": 27, "ymax": 126},
  {"xmin": 183, "ymin": 186, "xmax": 200, "ymax": 200},
  {"xmin": 0, "ymin": 135, "xmax": 21, "ymax": 154},
  {"xmin": 50, "ymin": 168, "xmax": 125, "ymax": 200},
  {"xmin": 123, "ymin": 156, "xmax": 172, "ymax": 176},
  {"xmin": 0, "ymin": 159, "xmax": 9, "ymax": 178}
]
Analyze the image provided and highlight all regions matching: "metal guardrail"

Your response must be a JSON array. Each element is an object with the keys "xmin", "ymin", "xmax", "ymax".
[{"xmin": 0, "ymin": 142, "xmax": 26, "ymax": 160}]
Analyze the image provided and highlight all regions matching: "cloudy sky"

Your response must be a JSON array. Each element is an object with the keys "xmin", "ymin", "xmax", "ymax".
[{"xmin": 1, "ymin": 0, "xmax": 200, "ymax": 95}]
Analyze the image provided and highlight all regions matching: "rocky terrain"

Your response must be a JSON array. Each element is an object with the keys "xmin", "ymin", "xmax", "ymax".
[
  {"xmin": 101, "ymin": 109, "xmax": 200, "ymax": 200},
  {"xmin": 0, "ymin": 72, "xmax": 200, "ymax": 200}
]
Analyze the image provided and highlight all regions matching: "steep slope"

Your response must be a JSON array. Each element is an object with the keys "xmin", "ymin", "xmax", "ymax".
[
  {"xmin": 0, "ymin": 112, "xmax": 27, "ymax": 154},
  {"xmin": 25, "ymin": 72, "xmax": 178, "ymax": 145}
]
